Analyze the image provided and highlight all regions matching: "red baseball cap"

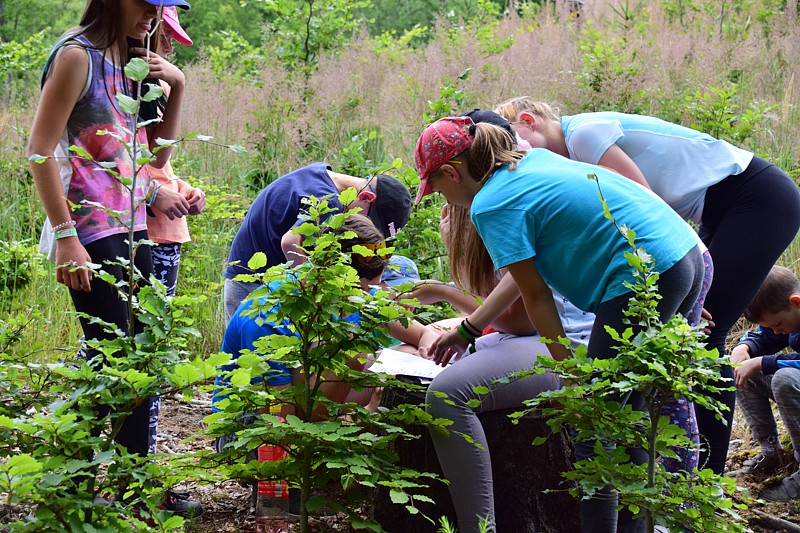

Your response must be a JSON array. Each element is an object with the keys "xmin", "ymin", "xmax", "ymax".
[
  {"xmin": 414, "ymin": 116, "xmax": 473, "ymax": 204},
  {"xmin": 162, "ymin": 6, "xmax": 193, "ymax": 46}
]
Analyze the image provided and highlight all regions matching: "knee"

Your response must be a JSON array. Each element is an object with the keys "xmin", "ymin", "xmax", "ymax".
[
  {"xmin": 772, "ymin": 369, "xmax": 800, "ymax": 402},
  {"xmin": 426, "ymin": 375, "xmax": 470, "ymax": 416}
]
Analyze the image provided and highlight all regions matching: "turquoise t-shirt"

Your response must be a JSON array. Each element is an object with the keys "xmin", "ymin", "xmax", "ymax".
[
  {"xmin": 470, "ymin": 149, "xmax": 698, "ymax": 313},
  {"xmin": 561, "ymin": 112, "xmax": 753, "ymax": 223}
]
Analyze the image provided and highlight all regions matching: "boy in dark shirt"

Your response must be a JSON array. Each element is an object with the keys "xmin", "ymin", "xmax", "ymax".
[
  {"xmin": 733, "ymin": 265, "xmax": 800, "ymax": 501},
  {"xmin": 223, "ymin": 163, "xmax": 412, "ymax": 321}
]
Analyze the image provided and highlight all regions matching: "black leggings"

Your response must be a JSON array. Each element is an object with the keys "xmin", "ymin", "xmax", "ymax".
[
  {"xmin": 69, "ymin": 230, "xmax": 154, "ymax": 456},
  {"xmin": 696, "ymin": 156, "xmax": 800, "ymax": 474},
  {"xmin": 577, "ymin": 246, "xmax": 704, "ymax": 533}
]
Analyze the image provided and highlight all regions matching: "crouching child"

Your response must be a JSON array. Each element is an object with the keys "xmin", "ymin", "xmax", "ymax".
[
  {"xmin": 733, "ymin": 265, "xmax": 800, "ymax": 501},
  {"xmin": 208, "ymin": 209, "xmax": 438, "ymax": 519}
]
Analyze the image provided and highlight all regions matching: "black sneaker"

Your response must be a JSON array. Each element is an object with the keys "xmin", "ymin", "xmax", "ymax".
[{"xmin": 159, "ymin": 489, "xmax": 203, "ymax": 518}]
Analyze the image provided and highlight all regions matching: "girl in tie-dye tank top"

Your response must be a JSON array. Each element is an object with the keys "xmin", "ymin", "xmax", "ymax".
[{"xmin": 27, "ymin": 0, "xmax": 192, "ymax": 460}]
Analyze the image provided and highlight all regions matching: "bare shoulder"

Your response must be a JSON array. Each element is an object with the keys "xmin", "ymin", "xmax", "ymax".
[{"xmin": 43, "ymin": 42, "xmax": 90, "ymax": 90}]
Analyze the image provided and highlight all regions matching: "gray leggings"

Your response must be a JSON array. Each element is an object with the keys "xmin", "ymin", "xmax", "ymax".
[
  {"xmin": 737, "ymin": 367, "xmax": 800, "ymax": 463},
  {"xmin": 223, "ymin": 277, "xmax": 261, "ymax": 323},
  {"xmin": 426, "ymin": 333, "xmax": 562, "ymax": 533}
]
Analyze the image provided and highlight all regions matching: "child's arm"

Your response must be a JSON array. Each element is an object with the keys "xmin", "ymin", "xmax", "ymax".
[
  {"xmin": 506, "ymin": 258, "xmax": 571, "ymax": 363},
  {"xmin": 729, "ymin": 343, "xmax": 752, "ymax": 364},
  {"xmin": 597, "ymin": 144, "xmax": 651, "ymax": 190},
  {"xmin": 734, "ymin": 356, "xmax": 763, "ymax": 388},
  {"xmin": 27, "ymin": 45, "xmax": 93, "ymax": 292},
  {"xmin": 408, "ymin": 276, "xmax": 535, "ymax": 336},
  {"xmin": 739, "ymin": 327, "xmax": 791, "ymax": 362},
  {"xmin": 427, "ymin": 273, "xmax": 524, "ymax": 365},
  {"xmin": 387, "ymin": 320, "xmax": 438, "ymax": 358},
  {"xmin": 132, "ymin": 48, "xmax": 185, "ymax": 168},
  {"xmin": 181, "ymin": 182, "xmax": 206, "ymax": 215},
  {"xmin": 280, "ymin": 229, "xmax": 308, "ymax": 267}
]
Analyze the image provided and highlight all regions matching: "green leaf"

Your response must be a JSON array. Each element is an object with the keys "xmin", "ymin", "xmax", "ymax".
[
  {"xmin": 68, "ymin": 145, "xmax": 91, "ymax": 159},
  {"xmin": 124, "ymin": 57, "xmax": 150, "ymax": 81},
  {"xmin": 389, "ymin": 489, "xmax": 409, "ymax": 504},
  {"xmin": 141, "ymin": 82, "xmax": 164, "ymax": 102},
  {"xmin": 116, "ymin": 93, "xmax": 138, "ymax": 115},
  {"xmin": 247, "ymin": 252, "xmax": 267, "ymax": 271},
  {"xmin": 339, "ymin": 187, "xmax": 357, "ymax": 206}
]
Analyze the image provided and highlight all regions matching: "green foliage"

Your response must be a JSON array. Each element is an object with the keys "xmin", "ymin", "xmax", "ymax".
[
  {"xmin": 362, "ymin": 0, "xmax": 506, "ymax": 38},
  {"xmin": 371, "ymin": 25, "xmax": 430, "ymax": 64},
  {"xmin": 576, "ymin": 21, "xmax": 645, "ymax": 113},
  {"xmin": 510, "ymin": 173, "xmax": 747, "ymax": 532},
  {"xmin": 0, "ymin": 284, "xmax": 219, "ymax": 531},
  {"xmin": 258, "ymin": 0, "xmax": 371, "ymax": 74},
  {"xmin": 445, "ymin": 0, "xmax": 515, "ymax": 55},
  {"xmin": 0, "ymin": 0, "xmax": 82, "ymax": 44},
  {"xmin": 675, "ymin": 84, "xmax": 775, "ymax": 146},
  {"xmin": 205, "ymin": 197, "xmax": 447, "ymax": 532},
  {"xmin": 0, "ymin": 31, "xmax": 50, "ymax": 101},
  {"xmin": 206, "ymin": 31, "xmax": 264, "ymax": 85},
  {"xmin": 423, "ymin": 68, "xmax": 473, "ymax": 123},
  {"xmin": 0, "ymin": 240, "xmax": 43, "ymax": 301},
  {"xmin": 330, "ymin": 130, "xmax": 389, "ymax": 178},
  {"xmin": 244, "ymin": 96, "xmax": 301, "ymax": 191}
]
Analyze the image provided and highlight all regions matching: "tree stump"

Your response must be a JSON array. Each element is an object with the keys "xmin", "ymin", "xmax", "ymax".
[{"xmin": 373, "ymin": 384, "xmax": 580, "ymax": 532}]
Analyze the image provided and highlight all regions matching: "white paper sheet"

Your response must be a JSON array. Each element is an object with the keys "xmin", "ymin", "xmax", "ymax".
[{"xmin": 368, "ymin": 348, "xmax": 446, "ymax": 379}]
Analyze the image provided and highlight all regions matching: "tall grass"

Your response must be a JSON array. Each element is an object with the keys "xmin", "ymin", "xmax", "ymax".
[{"xmin": 2, "ymin": 0, "xmax": 799, "ymax": 357}]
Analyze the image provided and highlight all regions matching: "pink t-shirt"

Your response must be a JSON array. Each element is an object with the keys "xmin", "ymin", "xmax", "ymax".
[{"xmin": 146, "ymin": 162, "xmax": 191, "ymax": 244}]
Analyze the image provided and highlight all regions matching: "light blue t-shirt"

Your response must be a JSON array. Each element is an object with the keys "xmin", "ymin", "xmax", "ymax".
[
  {"xmin": 561, "ymin": 112, "xmax": 753, "ymax": 223},
  {"xmin": 470, "ymin": 149, "xmax": 698, "ymax": 313}
]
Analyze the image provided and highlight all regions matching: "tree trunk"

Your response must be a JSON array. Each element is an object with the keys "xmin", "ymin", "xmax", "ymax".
[{"xmin": 373, "ymin": 385, "xmax": 580, "ymax": 532}]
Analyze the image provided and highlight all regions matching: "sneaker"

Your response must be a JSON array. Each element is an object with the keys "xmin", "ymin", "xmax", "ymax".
[
  {"xmin": 733, "ymin": 452, "xmax": 780, "ymax": 477},
  {"xmin": 159, "ymin": 489, "xmax": 203, "ymax": 518},
  {"xmin": 762, "ymin": 469, "xmax": 800, "ymax": 502}
]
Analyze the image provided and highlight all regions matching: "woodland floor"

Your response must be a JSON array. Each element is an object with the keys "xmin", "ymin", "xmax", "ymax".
[
  {"xmin": 164, "ymin": 392, "xmax": 800, "ymax": 533},
  {"xmin": 2, "ymin": 391, "xmax": 800, "ymax": 532}
]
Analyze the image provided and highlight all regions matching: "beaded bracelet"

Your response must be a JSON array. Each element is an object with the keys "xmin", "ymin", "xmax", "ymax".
[
  {"xmin": 52, "ymin": 220, "xmax": 76, "ymax": 232},
  {"xmin": 146, "ymin": 181, "xmax": 161, "ymax": 207}
]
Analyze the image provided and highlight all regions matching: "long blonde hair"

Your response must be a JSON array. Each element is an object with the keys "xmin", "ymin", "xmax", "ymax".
[
  {"xmin": 446, "ymin": 205, "xmax": 497, "ymax": 297},
  {"xmin": 494, "ymin": 97, "xmax": 561, "ymax": 123}
]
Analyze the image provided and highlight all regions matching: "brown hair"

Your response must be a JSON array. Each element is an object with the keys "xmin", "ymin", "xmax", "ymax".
[
  {"xmin": 447, "ymin": 205, "xmax": 497, "ymax": 297},
  {"xmin": 75, "ymin": 0, "xmax": 160, "ymax": 64},
  {"xmin": 744, "ymin": 265, "xmax": 800, "ymax": 323},
  {"xmin": 337, "ymin": 214, "xmax": 390, "ymax": 281},
  {"xmin": 494, "ymin": 97, "xmax": 561, "ymax": 123}
]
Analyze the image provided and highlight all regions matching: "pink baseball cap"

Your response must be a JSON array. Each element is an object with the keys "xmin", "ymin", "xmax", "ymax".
[
  {"xmin": 162, "ymin": 6, "xmax": 193, "ymax": 46},
  {"xmin": 413, "ymin": 116, "xmax": 474, "ymax": 204}
]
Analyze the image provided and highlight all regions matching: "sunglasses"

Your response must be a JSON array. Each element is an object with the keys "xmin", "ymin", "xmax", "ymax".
[{"xmin": 354, "ymin": 242, "xmax": 393, "ymax": 263}]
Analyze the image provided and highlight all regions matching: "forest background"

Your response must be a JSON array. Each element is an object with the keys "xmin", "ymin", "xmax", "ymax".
[
  {"xmin": 1, "ymin": 0, "xmax": 800, "ymax": 530},
  {"xmin": 3, "ymin": 0, "xmax": 800, "ymax": 354}
]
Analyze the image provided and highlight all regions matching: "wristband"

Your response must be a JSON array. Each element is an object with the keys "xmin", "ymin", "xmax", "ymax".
[
  {"xmin": 54, "ymin": 227, "xmax": 78, "ymax": 240},
  {"xmin": 456, "ymin": 323, "xmax": 476, "ymax": 342}
]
